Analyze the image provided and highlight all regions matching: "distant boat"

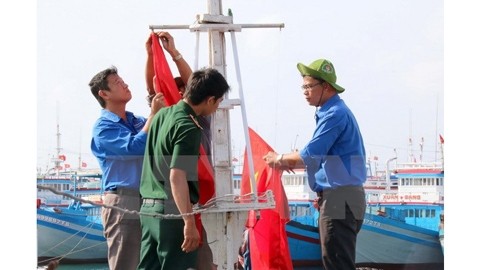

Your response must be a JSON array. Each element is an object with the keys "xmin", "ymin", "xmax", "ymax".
[
  {"xmin": 37, "ymin": 172, "xmax": 103, "ymax": 207},
  {"xmin": 37, "ymin": 162, "xmax": 444, "ymax": 268},
  {"xmin": 283, "ymin": 158, "xmax": 445, "ymax": 269},
  {"xmin": 37, "ymin": 110, "xmax": 102, "ymax": 207},
  {"xmin": 37, "ymin": 110, "xmax": 107, "ymax": 265}
]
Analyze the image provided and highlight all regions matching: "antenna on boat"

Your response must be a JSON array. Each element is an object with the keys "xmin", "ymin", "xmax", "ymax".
[
  {"xmin": 419, "ymin": 137, "xmax": 424, "ymax": 163},
  {"xmin": 53, "ymin": 102, "xmax": 64, "ymax": 176},
  {"xmin": 291, "ymin": 134, "xmax": 299, "ymax": 152},
  {"xmin": 366, "ymin": 156, "xmax": 372, "ymax": 177},
  {"xmin": 385, "ymin": 157, "xmax": 397, "ymax": 191},
  {"xmin": 408, "ymin": 137, "xmax": 414, "ymax": 163},
  {"xmin": 393, "ymin": 148, "xmax": 398, "ymax": 167},
  {"xmin": 78, "ymin": 129, "xmax": 82, "ymax": 171},
  {"xmin": 439, "ymin": 134, "xmax": 444, "ymax": 170},
  {"xmin": 435, "ymin": 93, "xmax": 439, "ymax": 162}
]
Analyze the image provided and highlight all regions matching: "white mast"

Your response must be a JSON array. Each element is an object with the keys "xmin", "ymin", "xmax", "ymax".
[
  {"xmin": 150, "ymin": 1, "xmax": 284, "ymax": 268},
  {"xmin": 385, "ymin": 157, "xmax": 397, "ymax": 191},
  {"xmin": 419, "ymin": 137, "xmax": 424, "ymax": 163},
  {"xmin": 53, "ymin": 102, "xmax": 63, "ymax": 176}
]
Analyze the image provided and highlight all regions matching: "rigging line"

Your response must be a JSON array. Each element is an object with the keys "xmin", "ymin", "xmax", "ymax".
[
  {"xmin": 37, "ymin": 220, "xmax": 97, "ymax": 260},
  {"xmin": 37, "ymin": 185, "xmax": 200, "ymax": 219},
  {"xmin": 37, "ymin": 241, "xmax": 107, "ymax": 266},
  {"xmin": 61, "ymin": 220, "xmax": 100, "ymax": 261},
  {"xmin": 37, "ymin": 185, "xmax": 271, "ymax": 218},
  {"xmin": 202, "ymin": 192, "xmax": 270, "ymax": 206},
  {"xmin": 271, "ymin": 28, "xmax": 283, "ymax": 150},
  {"xmin": 52, "ymin": 241, "xmax": 106, "ymax": 263}
]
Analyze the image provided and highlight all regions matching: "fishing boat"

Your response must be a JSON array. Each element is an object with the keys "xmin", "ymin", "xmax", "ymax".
[
  {"xmin": 36, "ymin": 0, "xmax": 444, "ymax": 267},
  {"xmin": 37, "ymin": 112, "xmax": 101, "ymax": 207},
  {"xmin": 37, "ymin": 174, "xmax": 106, "ymax": 265},
  {"xmin": 37, "ymin": 172, "xmax": 103, "ymax": 207},
  {"xmin": 284, "ymin": 156, "xmax": 445, "ymax": 269},
  {"xmin": 37, "ymin": 157, "xmax": 105, "ymax": 266},
  {"xmin": 37, "ymin": 119, "xmax": 106, "ymax": 265}
]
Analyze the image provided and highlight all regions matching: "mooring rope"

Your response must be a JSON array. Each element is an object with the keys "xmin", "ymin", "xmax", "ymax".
[{"xmin": 37, "ymin": 185, "xmax": 269, "ymax": 219}]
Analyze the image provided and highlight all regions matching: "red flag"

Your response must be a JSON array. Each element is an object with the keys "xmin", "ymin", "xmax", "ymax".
[
  {"xmin": 241, "ymin": 127, "xmax": 293, "ymax": 270},
  {"xmin": 64, "ymin": 164, "xmax": 71, "ymax": 169},
  {"xmin": 439, "ymin": 134, "xmax": 444, "ymax": 144},
  {"xmin": 58, "ymin": 154, "xmax": 66, "ymax": 161},
  {"xmin": 82, "ymin": 162, "xmax": 87, "ymax": 168},
  {"xmin": 151, "ymin": 32, "xmax": 182, "ymax": 106}
]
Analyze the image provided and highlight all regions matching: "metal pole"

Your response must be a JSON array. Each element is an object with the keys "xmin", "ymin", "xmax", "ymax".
[
  {"xmin": 149, "ymin": 23, "xmax": 284, "ymax": 31},
  {"xmin": 230, "ymin": 31, "xmax": 257, "ymax": 202}
]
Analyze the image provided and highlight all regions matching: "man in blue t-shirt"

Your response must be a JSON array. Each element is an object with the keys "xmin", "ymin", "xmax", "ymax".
[
  {"xmin": 264, "ymin": 58, "xmax": 367, "ymax": 270},
  {"xmin": 89, "ymin": 66, "xmax": 164, "ymax": 270}
]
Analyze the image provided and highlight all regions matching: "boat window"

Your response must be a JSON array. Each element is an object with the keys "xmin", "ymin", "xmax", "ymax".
[
  {"xmin": 289, "ymin": 206, "xmax": 296, "ymax": 217},
  {"xmin": 425, "ymin": 209, "xmax": 436, "ymax": 218}
]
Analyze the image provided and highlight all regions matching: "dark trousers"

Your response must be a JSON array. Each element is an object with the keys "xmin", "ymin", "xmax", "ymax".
[
  {"xmin": 138, "ymin": 200, "xmax": 198, "ymax": 270},
  {"xmin": 318, "ymin": 186, "xmax": 366, "ymax": 270}
]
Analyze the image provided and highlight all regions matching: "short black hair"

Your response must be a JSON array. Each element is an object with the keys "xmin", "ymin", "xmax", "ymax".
[
  {"xmin": 89, "ymin": 66, "xmax": 118, "ymax": 108},
  {"xmin": 174, "ymin": 77, "xmax": 185, "ymax": 90},
  {"xmin": 184, "ymin": 68, "xmax": 230, "ymax": 105}
]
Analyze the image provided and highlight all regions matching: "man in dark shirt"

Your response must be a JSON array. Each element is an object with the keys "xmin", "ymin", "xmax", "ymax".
[{"xmin": 138, "ymin": 68, "xmax": 229, "ymax": 270}]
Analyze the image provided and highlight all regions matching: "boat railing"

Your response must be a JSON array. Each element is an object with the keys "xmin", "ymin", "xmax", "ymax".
[{"xmin": 394, "ymin": 162, "xmax": 443, "ymax": 171}]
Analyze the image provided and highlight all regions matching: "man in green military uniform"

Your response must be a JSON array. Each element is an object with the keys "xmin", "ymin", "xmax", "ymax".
[{"xmin": 138, "ymin": 67, "xmax": 230, "ymax": 270}]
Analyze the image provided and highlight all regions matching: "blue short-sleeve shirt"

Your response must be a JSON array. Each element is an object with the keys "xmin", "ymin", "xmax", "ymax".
[{"xmin": 299, "ymin": 94, "xmax": 366, "ymax": 191}]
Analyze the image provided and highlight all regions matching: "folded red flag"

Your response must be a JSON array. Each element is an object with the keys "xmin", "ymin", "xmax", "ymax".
[{"xmin": 240, "ymin": 127, "xmax": 293, "ymax": 270}]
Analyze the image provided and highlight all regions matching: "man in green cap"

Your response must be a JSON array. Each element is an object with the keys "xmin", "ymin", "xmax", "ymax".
[
  {"xmin": 138, "ymin": 67, "xmax": 230, "ymax": 270},
  {"xmin": 264, "ymin": 58, "xmax": 366, "ymax": 270}
]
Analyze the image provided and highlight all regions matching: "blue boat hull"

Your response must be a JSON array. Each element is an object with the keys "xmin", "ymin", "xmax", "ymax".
[
  {"xmin": 286, "ymin": 212, "xmax": 444, "ymax": 268},
  {"xmin": 37, "ymin": 206, "xmax": 107, "ymax": 263}
]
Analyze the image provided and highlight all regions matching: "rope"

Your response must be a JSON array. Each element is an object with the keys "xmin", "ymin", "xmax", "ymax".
[
  {"xmin": 37, "ymin": 222, "xmax": 105, "ymax": 265},
  {"xmin": 37, "ymin": 185, "xmax": 269, "ymax": 219}
]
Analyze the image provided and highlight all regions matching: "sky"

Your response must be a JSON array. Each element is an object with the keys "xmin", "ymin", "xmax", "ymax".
[
  {"xmin": 1, "ymin": 0, "xmax": 479, "ymax": 268},
  {"xmin": 34, "ymin": 0, "xmax": 445, "ymax": 175}
]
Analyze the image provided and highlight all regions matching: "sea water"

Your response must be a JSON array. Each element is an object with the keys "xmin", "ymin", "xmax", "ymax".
[{"xmin": 56, "ymin": 264, "xmax": 108, "ymax": 270}]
